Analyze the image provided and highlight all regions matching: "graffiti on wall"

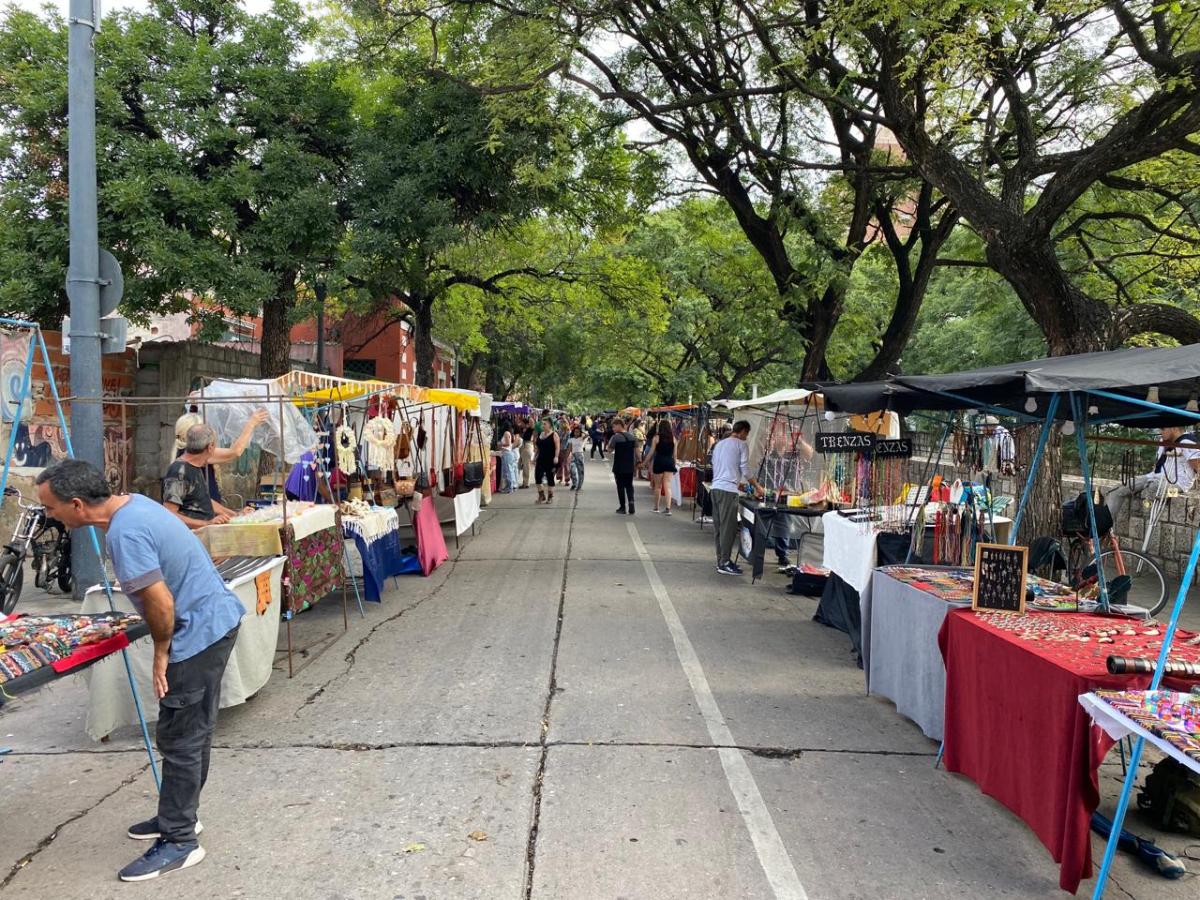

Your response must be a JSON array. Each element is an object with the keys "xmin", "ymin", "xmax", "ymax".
[{"xmin": 10, "ymin": 423, "xmax": 133, "ymax": 489}]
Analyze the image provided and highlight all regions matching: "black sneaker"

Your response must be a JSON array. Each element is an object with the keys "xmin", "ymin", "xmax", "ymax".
[
  {"xmin": 717, "ymin": 563, "xmax": 741, "ymax": 576},
  {"xmin": 118, "ymin": 839, "xmax": 206, "ymax": 881},
  {"xmin": 615, "ymin": 508, "xmax": 627, "ymax": 515},
  {"xmin": 128, "ymin": 818, "xmax": 204, "ymax": 840},
  {"xmin": 727, "ymin": 562, "xmax": 745, "ymax": 575}
]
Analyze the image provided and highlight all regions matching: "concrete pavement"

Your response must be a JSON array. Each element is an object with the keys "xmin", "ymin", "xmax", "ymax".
[{"xmin": 1, "ymin": 457, "xmax": 1195, "ymax": 899}]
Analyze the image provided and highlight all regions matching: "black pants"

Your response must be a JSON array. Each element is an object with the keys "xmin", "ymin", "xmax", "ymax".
[
  {"xmin": 614, "ymin": 471, "xmax": 635, "ymax": 511},
  {"xmin": 591, "ymin": 437, "xmax": 605, "ymax": 459},
  {"xmin": 156, "ymin": 626, "xmax": 238, "ymax": 843}
]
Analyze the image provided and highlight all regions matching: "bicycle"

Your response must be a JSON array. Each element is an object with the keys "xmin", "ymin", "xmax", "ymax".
[
  {"xmin": 0, "ymin": 486, "xmax": 73, "ymax": 615},
  {"xmin": 1032, "ymin": 499, "xmax": 1166, "ymax": 617}
]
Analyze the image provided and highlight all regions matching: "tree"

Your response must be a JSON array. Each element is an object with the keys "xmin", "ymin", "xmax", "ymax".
[
  {"xmin": 0, "ymin": 0, "xmax": 352, "ymax": 376},
  {"xmin": 854, "ymin": 0, "xmax": 1200, "ymax": 352}
]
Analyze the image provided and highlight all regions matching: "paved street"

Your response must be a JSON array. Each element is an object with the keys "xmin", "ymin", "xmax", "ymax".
[{"xmin": 1, "ymin": 456, "xmax": 1195, "ymax": 899}]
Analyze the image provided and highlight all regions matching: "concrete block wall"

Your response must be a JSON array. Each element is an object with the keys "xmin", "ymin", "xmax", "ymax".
[{"xmin": 131, "ymin": 342, "xmax": 312, "ymax": 503}]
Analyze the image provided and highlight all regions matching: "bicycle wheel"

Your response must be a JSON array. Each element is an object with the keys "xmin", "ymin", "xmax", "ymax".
[
  {"xmin": 1099, "ymin": 549, "xmax": 1166, "ymax": 617},
  {"xmin": 0, "ymin": 551, "xmax": 25, "ymax": 615},
  {"xmin": 57, "ymin": 550, "xmax": 73, "ymax": 593}
]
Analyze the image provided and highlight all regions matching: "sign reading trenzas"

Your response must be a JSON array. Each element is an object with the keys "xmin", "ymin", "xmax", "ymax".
[
  {"xmin": 815, "ymin": 432, "xmax": 913, "ymax": 458},
  {"xmin": 816, "ymin": 432, "xmax": 874, "ymax": 454}
]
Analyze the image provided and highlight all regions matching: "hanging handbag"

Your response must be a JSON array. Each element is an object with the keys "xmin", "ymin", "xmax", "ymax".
[
  {"xmin": 461, "ymin": 418, "xmax": 485, "ymax": 489},
  {"xmin": 441, "ymin": 412, "xmax": 462, "ymax": 498}
]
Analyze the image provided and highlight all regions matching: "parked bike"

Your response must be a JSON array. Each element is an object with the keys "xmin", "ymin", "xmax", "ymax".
[{"xmin": 0, "ymin": 486, "xmax": 72, "ymax": 615}]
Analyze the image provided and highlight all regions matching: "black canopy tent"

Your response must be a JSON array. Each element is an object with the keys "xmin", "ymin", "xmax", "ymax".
[{"xmin": 818, "ymin": 344, "xmax": 1200, "ymax": 426}]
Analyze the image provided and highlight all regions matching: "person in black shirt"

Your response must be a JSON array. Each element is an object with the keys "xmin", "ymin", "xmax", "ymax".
[
  {"xmin": 162, "ymin": 425, "xmax": 245, "ymax": 529},
  {"xmin": 608, "ymin": 418, "xmax": 637, "ymax": 515},
  {"xmin": 533, "ymin": 417, "xmax": 561, "ymax": 504}
]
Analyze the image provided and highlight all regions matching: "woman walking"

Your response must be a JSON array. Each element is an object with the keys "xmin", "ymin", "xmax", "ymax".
[
  {"xmin": 650, "ymin": 420, "xmax": 678, "ymax": 514},
  {"xmin": 533, "ymin": 417, "xmax": 560, "ymax": 504},
  {"xmin": 568, "ymin": 425, "xmax": 587, "ymax": 491},
  {"xmin": 557, "ymin": 419, "xmax": 572, "ymax": 485}
]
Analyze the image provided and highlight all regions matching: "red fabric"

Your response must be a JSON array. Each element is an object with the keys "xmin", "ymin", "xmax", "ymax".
[
  {"xmin": 938, "ymin": 610, "xmax": 1199, "ymax": 893},
  {"xmin": 679, "ymin": 466, "xmax": 696, "ymax": 498},
  {"xmin": 412, "ymin": 494, "xmax": 449, "ymax": 576},
  {"xmin": 50, "ymin": 632, "xmax": 131, "ymax": 673}
]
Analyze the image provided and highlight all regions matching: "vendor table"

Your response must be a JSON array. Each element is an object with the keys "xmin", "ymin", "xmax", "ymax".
[
  {"xmin": 738, "ymin": 498, "xmax": 826, "ymax": 582},
  {"xmin": 1080, "ymin": 690, "xmax": 1200, "ymax": 774},
  {"xmin": 817, "ymin": 510, "xmax": 916, "ymax": 658},
  {"xmin": 0, "ymin": 613, "xmax": 149, "ymax": 705},
  {"xmin": 864, "ymin": 567, "xmax": 966, "ymax": 740},
  {"xmin": 342, "ymin": 506, "xmax": 410, "ymax": 602},
  {"xmin": 82, "ymin": 556, "xmax": 286, "ymax": 739},
  {"xmin": 865, "ymin": 566, "xmax": 1080, "ymax": 741},
  {"xmin": 938, "ymin": 608, "xmax": 1200, "ymax": 893}
]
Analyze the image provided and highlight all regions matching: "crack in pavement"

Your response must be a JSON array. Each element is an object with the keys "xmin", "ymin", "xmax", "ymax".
[
  {"xmin": 1, "ymin": 761, "xmax": 151, "ymax": 890},
  {"xmin": 522, "ymin": 488, "xmax": 576, "ymax": 900},
  {"xmin": 5, "ymin": 740, "xmax": 937, "ymax": 757},
  {"xmin": 293, "ymin": 542, "xmax": 467, "ymax": 716}
]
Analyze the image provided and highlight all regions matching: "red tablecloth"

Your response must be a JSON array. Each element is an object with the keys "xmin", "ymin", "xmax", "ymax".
[
  {"xmin": 679, "ymin": 466, "xmax": 696, "ymax": 498},
  {"xmin": 49, "ymin": 632, "xmax": 131, "ymax": 673},
  {"xmin": 937, "ymin": 610, "xmax": 1199, "ymax": 893}
]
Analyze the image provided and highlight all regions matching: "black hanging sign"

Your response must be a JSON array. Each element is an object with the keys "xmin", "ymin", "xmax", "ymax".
[
  {"xmin": 972, "ymin": 543, "xmax": 1028, "ymax": 614},
  {"xmin": 816, "ymin": 432, "xmax": 875, "ymax": 454},
  {"xmin": 872, "ymin": 438, "xmax": 913, "ymax": 459}
]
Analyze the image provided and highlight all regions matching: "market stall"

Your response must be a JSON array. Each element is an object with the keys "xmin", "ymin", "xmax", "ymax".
[
  {"xmin": 818, "ymin": 343, "xmax": 1200, "ymax": 896},
  {"xmin": 82, "ymin": 556, "xmax": 285, "ymax": 738},
  {"xmin": 0, "ymin": 611, "xmax": 148, "ymax": 703}
]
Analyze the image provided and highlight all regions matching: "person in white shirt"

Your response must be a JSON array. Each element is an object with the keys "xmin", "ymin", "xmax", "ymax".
[
  {"xmin": 1105, "ymin": 426, "xmax": 1200, "ymax": 522},
  {"xmin": 567, "ymin": 426, "xmax": 587, "ymax": 491},
  {"xmin": 710, "ymin": 420, "xmax": 764, "ymax": 575}
]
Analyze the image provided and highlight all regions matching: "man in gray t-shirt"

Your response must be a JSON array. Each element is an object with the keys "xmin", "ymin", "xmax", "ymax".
[{"xmin": 37, "ymin": 460, "xmax": 243, "ymax": 882}]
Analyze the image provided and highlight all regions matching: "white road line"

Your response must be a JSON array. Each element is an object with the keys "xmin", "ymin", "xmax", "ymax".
[{"xmin": 626, "ymin": 522, "xmax": 809, "ymax": 900}]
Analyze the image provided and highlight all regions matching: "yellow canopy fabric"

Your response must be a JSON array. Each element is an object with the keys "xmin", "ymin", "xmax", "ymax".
[{"xmin": 426, "ymin": 388, "xmax": 481, "ymax": 414}]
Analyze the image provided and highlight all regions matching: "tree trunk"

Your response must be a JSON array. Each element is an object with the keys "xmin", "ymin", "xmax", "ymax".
[
  {"xmin": 984, "ymin": 238, "xmax": 1110, "ymax": 355},
  {"xmin": 259, "ymin": 271, "xmax": 296, "ymax": 378},
  {"xmin": 800, "ymin": 286, "xmax": 840, "ymax": 382},
  {"xmin": 1017, "ymin": 427, "xmax": 1064, "ymax": 545},
  {"xmin": 412, "ymin": 297, "xmax": 436, "ymax": 387}
]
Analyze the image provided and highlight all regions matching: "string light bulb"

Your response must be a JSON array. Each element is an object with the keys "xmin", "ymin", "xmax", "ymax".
[
  {"xmin": 1061, "ymin": 421, "xmax": 1076, "ymax": 436},
  {"xmin": 1146, "ymin": 386, "xmax": 1160, "ymax": 405},
  {"xmin": 824, "ymin": 411, "xmax": 836, "ymax": 422},
  {"xmin": 1187, "ymin": 396, "xmax": 1199, "ymax": 413},
  {"xmin": 1088, "ymin": 405, "xmax": 1099, "ymax": 416},
  {"xmin": 1024, "ymin": 397, "xmax": 1037, "ymax": 413}
]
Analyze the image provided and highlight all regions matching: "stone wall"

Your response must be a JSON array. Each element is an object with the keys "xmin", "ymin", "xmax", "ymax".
[{"xmin": 904, "ymin": 454, "xmax": 1200, "ymax": 581}]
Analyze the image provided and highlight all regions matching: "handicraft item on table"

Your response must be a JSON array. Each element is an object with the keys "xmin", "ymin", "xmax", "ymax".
[
  {"xmin": 1090, "ymin": 689, "xmax": 1200, "ymax": 766},
  {"xmin": 972, "ymin": 543, "xmax": 1028, "ymax": 613},
  {"xmin": 0, "ymin": 612, "xmax": 145, "ymax": 684}
]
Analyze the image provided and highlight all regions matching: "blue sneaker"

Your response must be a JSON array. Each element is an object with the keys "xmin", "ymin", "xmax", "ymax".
[
  {"xmin": 118, "ymin": 839, "xmax": 206, "ymax": 881},
  {"xmin": 128, "ymin": 817, "xmax": 203, "ymax": 840},
  {"xmin": 717, "ymin": 562, "xmax": 741, "ymax": 576},
  {"xmin": 728, "ymin": 562, "xmax": 745, "ymax": 575}
]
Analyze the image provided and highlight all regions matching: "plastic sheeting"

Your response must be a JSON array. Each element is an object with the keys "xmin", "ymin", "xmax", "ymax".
[{"xmin": 201, "ymin": 379, "xmax": 318, "ymax": 464}]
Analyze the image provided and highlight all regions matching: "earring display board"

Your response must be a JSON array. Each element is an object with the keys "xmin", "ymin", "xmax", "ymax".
[{"xmin": 972, "ymin": 543, "xmax": 1028, "ymax": 613}]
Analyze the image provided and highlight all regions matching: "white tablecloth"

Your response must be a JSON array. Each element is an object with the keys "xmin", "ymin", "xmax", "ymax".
[
  {"xmin": 81, "ymin": 556, "xmax": 286, "ymax": 739},
  {"xmin": 821, "ymin": 511, "xmax": 887, "ymax": 594},
  {"xmin": 1079, "ymin": 692, "xmax": 1200, "ymax": 776},
  {"xmin": 454, "ymin": 488, "xmax": 481, "ymax": 536}
]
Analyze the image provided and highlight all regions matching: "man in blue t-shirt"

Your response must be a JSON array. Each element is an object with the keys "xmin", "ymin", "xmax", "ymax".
[{"xmin": 36, "ymin": 460, "xmax": 243, "ymax": 883}]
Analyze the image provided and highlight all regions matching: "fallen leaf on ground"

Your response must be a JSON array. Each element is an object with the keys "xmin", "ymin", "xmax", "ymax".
[
  {"xmin": 468, "ymin": 831, "xmax": 488, "ymax": 842},
  {"xmin": 402, "ymin": 843, "xmax": 426, "ymax": 854}
]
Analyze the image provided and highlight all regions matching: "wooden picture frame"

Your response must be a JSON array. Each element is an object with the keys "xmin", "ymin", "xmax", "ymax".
[{"xmin": 972, "ymin": 543, "xmax": 1028, "ymax": 614}]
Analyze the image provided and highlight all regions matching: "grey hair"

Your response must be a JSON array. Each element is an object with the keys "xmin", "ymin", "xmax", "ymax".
[
  {"xmin": 35, "ymin": 459, "xmax": 112, "ymax": 505},
  {"xmin": 185, "ymin": 423, "xmax": 217, "ymax": 454}
]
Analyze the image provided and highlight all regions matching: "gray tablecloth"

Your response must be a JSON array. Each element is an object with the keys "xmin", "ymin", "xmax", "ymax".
[{"xmin": 864, "ymin": 568, "xmax": 968, "ymax": 741}]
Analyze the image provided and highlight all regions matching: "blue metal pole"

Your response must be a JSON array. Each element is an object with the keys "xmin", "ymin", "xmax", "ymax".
[
  {"xmin": 33, "ymin": 328, "xmax": 161, "ymax": 790},
  {"xmin": 904, "ymin": 387, "xmax": 1043, "ymax": 424},
  {"xmin": 1069, "ymin": 393, "xmax": 1109, "ymax": 611},
  {"xmin": 1091, "ymin": 527, "xmax": 1200, "ymax": 899},
  {"xmin": 0, "ymin": 335, "xmax": 37, "ymax": 501},
  {"xmin": 1088, "ymin": 388, "xmax": 1200, "ymax": 423},
  {"xmin": 1008, "ymin": 394, "xmax": 1061, "ymax": 544},
  {"xmin": 905, "ymin": 415, "xmax": 953, "ymax": 563}
]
